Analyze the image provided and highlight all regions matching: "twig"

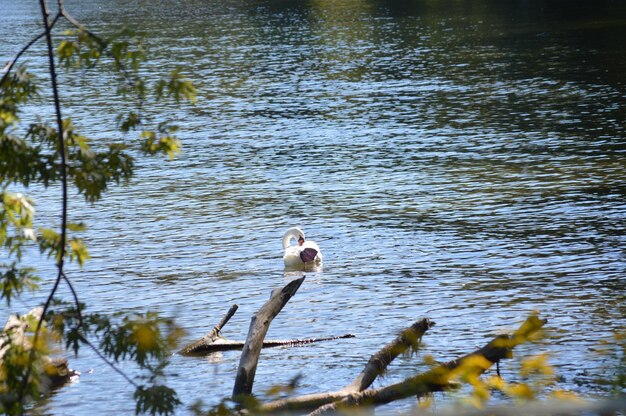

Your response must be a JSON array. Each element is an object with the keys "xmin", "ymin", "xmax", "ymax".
[
  {"xmin": 213, "ymin": 304, "xmax": 239, "ymax": 334},
  {"xmin": 61, "ymin": 271, "xmax": 83, "ymax": 327},
  {"xmin": 178, "ymin": 304, "xmax": 239, "ymax": 355},
  {"xmin": 1, "ymin": 33, "xmax": 44, "ymax": 85},
  {"xmin": 58, "ymin": 2, "xmax": 146, "ymax": 114},
  {"xmin": 0, "ymin": 12, "xmax": 61, "ymax": 85}
]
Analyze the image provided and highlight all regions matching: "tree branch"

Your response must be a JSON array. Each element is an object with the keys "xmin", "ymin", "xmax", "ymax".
[
  {"xmin": 258, "ymin": 318, "xmax": 435, "ymax": 414},
  {"xmin": 1, "ymin": 33, "xmax": 45, "ymax": 85},
  {"xmin": 344, "ymin": 318, "xmax": 435, "ymax": 394},
  {"xmin": 79, "ymin": 334, "xmax": 138, "ymax": 388},
  {"xmin": 61, "ymin": 271, "xmax": 83, "ymax": 327},
  {"xmin": 310, "ymin": 315, "xmax": 547, "ymax": 415},
  {"xmin": 0, "ymin": 11, "xmax": 61, "ymax": 85},
  {"xmin": 57, "ymin": 2, "xmax": 145, "ymax": 113},
  {"xmin": 17, "ymin": 0, "xmax": 69, "ymax": 405}
]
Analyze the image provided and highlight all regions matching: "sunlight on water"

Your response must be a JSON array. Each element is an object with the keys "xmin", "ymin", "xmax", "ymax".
[{"xmin": 2, "ymin": 0, "xmax": 626, "ymax": 414}]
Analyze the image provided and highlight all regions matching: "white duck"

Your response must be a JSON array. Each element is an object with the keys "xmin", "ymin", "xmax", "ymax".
[{"xmin": 282, "ymin": 227, "xmax": 323, "ymax": 269}]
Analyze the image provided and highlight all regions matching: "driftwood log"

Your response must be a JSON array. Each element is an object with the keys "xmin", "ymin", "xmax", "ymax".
[
  {"xmin": 232, "ymin": 277, "xmax": 306, "ymax": 399},
  {"xmin": 247, "ymin": 315, "xmax": 546, "ymax": 415},
  {"xmin": 181, "ymin": 335, "xmax": 356, "ymax": 355},
  {"xmin": 179, "ymin": 304, "xmax": 354, "ymax": 356}
]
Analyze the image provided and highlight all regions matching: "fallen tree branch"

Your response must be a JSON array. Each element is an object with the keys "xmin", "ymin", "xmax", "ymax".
[
  {"xmin": 310, "ymin": 315, "xmax": 547, "ymax": 415},
  {"xmin": 180, "ymin": 334, "xmax": 356, "ymax": 355},
  {"xmin": 258, "ymin": 318, "xmax": 435, "ymax": 414},
  {"xmin": 232, "ymin": 277, "xmax": 305, "ymax": 399},
  {"xmin": 179, "ymin": 304, "xmax": 353, "ymax": 355},
  {"xmin": 344, "ymin": 318, "xmax": 435, "ymax": 393}
]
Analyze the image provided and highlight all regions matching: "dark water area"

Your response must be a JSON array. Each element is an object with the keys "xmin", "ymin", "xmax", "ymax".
[{"xmin": 1, "ymin": 0, "xmax": 626, "ymax": 414}]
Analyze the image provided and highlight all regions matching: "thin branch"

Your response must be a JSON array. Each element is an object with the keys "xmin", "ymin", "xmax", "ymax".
[
  {"xmin": 0, "ymin": 12, "xmax": 61, "ymax": 85},
  {"xmin": 59, "ymin": 6, "xmax": 106, "ymax": 48},
  {"xmin": 61, "ymin": 271, "xmax": 83, "ymax": 327},
  {"xmin": 1, "ymin": 33, "xmax": 45, "ymax": 85},
  {"xmin": 213, "ymin": 304, "xmax": 239, "ymax": 335},
  {"xmin": 17, "ymin": 0, "xmax": 69, "ymax": 405},
  {"xmin": 344, "ymin": 318, "xmax": 435, "ymax": 393},
  {"xmin": 63, "ymin": 270, "xmax": 139, "ymax": 388},
  {"xmin": 178, "ymin": 304, "xmax": 239, "ymax": 355}
]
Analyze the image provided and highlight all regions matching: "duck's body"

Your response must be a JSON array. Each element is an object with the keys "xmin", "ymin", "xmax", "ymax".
[{"xmin": 282, "ymin": 227, "xmax": 323, "ymax": 269}]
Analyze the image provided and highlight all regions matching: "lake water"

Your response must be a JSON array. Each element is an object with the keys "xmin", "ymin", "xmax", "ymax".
[{"xmin": 1, "ymin": 0, "xmax": 626, "ymax": 414}]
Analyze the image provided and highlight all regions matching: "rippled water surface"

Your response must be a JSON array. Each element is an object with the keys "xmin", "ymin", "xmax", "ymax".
[{"xmin": 2, "ymin": 0, "xmax": 626, "ymax": 414}]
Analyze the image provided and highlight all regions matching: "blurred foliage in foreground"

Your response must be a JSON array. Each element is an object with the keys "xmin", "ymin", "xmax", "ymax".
[{"xmin": 1, "ymin": 0, "xmax": 194, "ymax": 414}]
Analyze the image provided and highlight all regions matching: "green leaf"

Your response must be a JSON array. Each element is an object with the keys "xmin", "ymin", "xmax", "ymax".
[
  {"xmin": 155, "ymin": 69, "xmax": 196, "ymax": 104},
  {"xmin": 134, "ymin": 385, "xmax": 181, "ymax": 416},
  {"xmin": 67, "ymin": 222, "xmax": 87, "ymax": 232},
  {"xmin": 140, "ymin": 131, "xmax": 180, "ymax": 160},
  {"xmin": 0, "ymin": 263, "xmax": 40, "ymax": 306},
  {"xmin": 117, "ymin": 111, "xmax": 141, "ymax": 133},
  {"xmin": 57, "ymin": 40, "xmax": 78, "ymax": 66},
  {"xmin": 1, "ymin": 191, "xmax": 35, "ymax": 228},
  {"xmin": 38, "ymin": 227, "xmax": 62, "ymax": 260},
  {"xmin": 69, "ymin": 238, "xmax": 90, "ymax": 267}
]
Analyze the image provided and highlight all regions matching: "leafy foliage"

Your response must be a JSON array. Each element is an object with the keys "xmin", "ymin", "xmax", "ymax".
[
  {"xmin": 0, "ymin": 263, "xmax": 39, "ymax": 306},
  {"xmin": 134, "ymin": 385, "xmax": 182, "ymax": 416},
  {"xmin": 1, "ymin": 1, "xmax": 195, "ymax": 414}
]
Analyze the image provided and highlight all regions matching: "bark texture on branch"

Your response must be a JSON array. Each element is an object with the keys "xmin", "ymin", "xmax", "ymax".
[
  {"xmin": 259, "ymin": 318, "xmax": 435, "ymax": 414},
  {"xmin": 344, "ymin": 318, "xmax": 435, "ymax": 393},
  {"xmin": 232, "ymin": 277, "xmax": 305, "ymax": 399},
  {"xmin": 310, "ymin": 315, "xmax": 547, "ymax": 415}
]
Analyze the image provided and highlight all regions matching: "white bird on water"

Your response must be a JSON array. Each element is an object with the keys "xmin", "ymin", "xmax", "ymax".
[{"xmin": 282, "ymin": 227, "xmax": 323, "ymax": 269}]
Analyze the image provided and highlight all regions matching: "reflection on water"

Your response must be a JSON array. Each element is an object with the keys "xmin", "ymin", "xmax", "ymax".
[{"xmin": 2, "ymin": 0, "xmax": 626, "ymax": 414}]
